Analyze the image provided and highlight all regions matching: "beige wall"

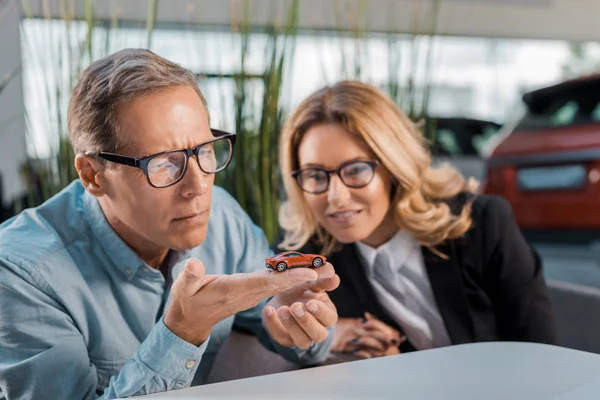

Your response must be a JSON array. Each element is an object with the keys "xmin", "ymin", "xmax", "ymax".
[
  {"xmin": 23, "ymin": 0, "xmax": 600, "ymax": 42},
  {"xmin": 0, "ymin": 0, "xmax": 26, "ymax": 206}
]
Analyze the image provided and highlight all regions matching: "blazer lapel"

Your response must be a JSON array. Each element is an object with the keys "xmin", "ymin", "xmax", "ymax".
[
  {"xmin": 422, "ymin": 242, "xmax": 475, "ymax": 344},
  {"xmin": 331, "ymin": 244, "xmax": 379, "ymax": 311}
]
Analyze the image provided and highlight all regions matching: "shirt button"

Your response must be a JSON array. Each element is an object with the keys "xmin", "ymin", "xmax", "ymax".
[
  {"xmin": 185, "ymin": 359, "xmax": 196, "ymax": 369},
  {"xmin": 125, "ymin": 268, "xmax": 132, "ymax": 276}
]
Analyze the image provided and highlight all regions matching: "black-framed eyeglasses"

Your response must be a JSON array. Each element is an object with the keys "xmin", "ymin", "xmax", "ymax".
[
  {"xmin": 292, "ymin": 160, "xmax": 379, "ymax": 194},
  {"xmin": 86, "ymin": 129, "xmax": 236, "ymax": 188}
]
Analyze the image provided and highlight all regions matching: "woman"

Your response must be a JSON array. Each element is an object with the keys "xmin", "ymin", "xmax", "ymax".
[{"xmin": 276, "ymin": 81, "xmax": 556, "ymax": 358}]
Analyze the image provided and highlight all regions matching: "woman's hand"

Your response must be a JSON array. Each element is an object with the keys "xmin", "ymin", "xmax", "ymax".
[
  {"xmin": 332, "ymin": 312, "xmax": 405, "ymax": 358},
  {"xmin": 263, "ymin": 262, "xmax": 340, "ymax": 349}
]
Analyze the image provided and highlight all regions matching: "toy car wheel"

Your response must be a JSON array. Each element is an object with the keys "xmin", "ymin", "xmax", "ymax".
[
  {"xmin": 312, "ymin": 257, "xmax": 323, "ymax": 268},
  {"xmin": 276, "ymin": 262, "xmax": 288, "ymax": 272}
]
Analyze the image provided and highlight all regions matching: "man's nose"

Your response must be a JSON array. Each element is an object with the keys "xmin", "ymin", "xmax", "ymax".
[
  {"xmin": 327, "ymin": 174, "xmax": 351, "ymax": 205},
  {"xmin": 180, "ymin": 157, "xmax": 209, "ymax": 196}
]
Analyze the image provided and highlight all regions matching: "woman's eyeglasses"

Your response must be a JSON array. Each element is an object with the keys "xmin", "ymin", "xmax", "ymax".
[
  {"xmin": 86, "ymin": 129, "xmax": 236, "ymax": 188},
  {"xmin": 292, "ymin": 160, "xmax": 379, "ymax": 194}
]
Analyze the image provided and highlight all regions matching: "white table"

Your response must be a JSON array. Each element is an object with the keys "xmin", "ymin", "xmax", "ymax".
[{"xmin": 139, "ymin": 342, "xmax": 600, "ymax": 399}]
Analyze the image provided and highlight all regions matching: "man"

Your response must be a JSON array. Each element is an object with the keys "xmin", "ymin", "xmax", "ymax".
[{"xmin": 0, "ymin": 49, "xmax": 339, "ymax": 399}]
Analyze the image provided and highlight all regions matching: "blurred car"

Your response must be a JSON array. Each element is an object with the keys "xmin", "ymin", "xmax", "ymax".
[
  {"xmin": 427, "ymin": 117, "xmax": 502, "ymax": 182},
  {"xmin": 483, "ymin": 74, "xmax": 600, "ymax": 231},
  {"xmin": 265, "ymin": 251, "xmax": 326, "ymax": 272}
]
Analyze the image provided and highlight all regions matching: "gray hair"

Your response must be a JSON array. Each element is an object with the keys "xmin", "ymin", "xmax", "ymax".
[{"xmin": 67, "ymin": 48, "xmax": 208, "ymax": 155}]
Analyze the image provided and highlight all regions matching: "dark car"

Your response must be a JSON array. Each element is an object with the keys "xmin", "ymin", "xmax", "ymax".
[
  {"xmin": 427, "ymin": 117, "xmax": 502, "ymax": 182},
  {"xmin": 483, "ymin": 74, "xmax": 600, "ymax": 234}
]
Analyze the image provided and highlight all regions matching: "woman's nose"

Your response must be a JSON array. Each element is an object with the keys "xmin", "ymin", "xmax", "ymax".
[{"xmin": 327, "ymin": 174, "xmax": 351, "ymax": 205}]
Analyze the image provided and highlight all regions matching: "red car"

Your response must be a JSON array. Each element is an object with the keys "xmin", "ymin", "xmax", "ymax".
[
  {"xmin": 265, "ymin": 251, "xmax": 327, "ymax": 272},
  {"xmin": 483, "ymin": 73, "xmax": 600, "ymax": 231}
]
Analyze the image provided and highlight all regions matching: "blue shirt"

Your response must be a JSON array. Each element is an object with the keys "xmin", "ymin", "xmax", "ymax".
[{"xmin": 0, "ymin": 181, "xmax": 332, "ymax": 399}]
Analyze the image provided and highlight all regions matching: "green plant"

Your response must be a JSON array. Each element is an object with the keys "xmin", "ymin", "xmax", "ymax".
[
  {"xmin": 16, "ymin": 0, "xmax": 158, "ymax": 213},
  {"xmin": 13, "ymin": 0, "xmax": 438, "ymax": 244},
  {"xmin": 327, "ymin": 0, "xmax": 440, "ymax": 137},
  {"xmin": 210, "ymin": 0, "xmax": 299, "ymax": 243},
  {"xmin": 17, "ymin": 5, "xmax": 92, "ymax": 209}
]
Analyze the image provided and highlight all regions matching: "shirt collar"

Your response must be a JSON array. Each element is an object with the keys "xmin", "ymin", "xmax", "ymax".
[
  {"xmin": 82, "ymin": 189, "xmax": 190, "ymax": 280},
  {"xmin": 355, "ymin": 229, "xmax": 417, "ymax": 273}
]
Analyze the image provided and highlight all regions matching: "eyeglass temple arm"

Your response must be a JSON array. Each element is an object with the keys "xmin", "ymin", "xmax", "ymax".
[{"xmin": 95, "ymin": 152, "xmax": 138, "ymax": 167}]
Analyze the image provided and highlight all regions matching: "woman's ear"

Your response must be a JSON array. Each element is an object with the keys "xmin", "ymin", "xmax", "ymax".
[{"xmin": 75, "ymin": 154, "xmax": 107, "ymax": 197}]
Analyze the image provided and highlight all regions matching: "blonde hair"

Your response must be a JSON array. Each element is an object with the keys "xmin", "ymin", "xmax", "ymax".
[{"xmin": 278, "ymin": 80, "xmax": 478, "ymax": 255}]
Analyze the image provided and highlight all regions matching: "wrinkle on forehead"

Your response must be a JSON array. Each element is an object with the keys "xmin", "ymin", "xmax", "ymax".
[{"xmin": 115, "ymin": 86, "xmax": 211, "ymax": 157}]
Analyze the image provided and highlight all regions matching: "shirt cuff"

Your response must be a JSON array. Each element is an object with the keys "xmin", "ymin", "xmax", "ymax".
[{"xmin": 134, "ymin": 316, "xmax": 210, "ymax": 381}]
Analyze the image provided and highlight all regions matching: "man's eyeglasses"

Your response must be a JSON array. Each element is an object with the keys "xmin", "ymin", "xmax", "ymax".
[
  {"xmin": 86, "ymin": 129, "xmax": 236, "ymax": 188},
  {"xmin": 292, "ymin": 160, "xmax": 379, "ymax": 194}
]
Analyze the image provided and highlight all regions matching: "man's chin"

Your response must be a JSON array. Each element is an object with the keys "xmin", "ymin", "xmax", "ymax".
[{"xmin": 167, "ymin": 231, "xmax": 207, "ymax": 251}]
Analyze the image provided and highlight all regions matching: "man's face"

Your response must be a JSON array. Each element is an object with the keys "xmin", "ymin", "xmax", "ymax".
[{"xmin": 98, "ymin": 86, "xmax": 215, "ymax": 252}]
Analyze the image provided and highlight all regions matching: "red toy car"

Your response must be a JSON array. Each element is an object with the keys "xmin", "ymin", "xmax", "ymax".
[{"xmin": 265, "ymin": 251, "xmax": 327, "ymax": 272}]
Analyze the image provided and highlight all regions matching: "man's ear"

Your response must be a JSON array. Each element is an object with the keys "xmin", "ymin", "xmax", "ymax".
[{"xmin": 75, "ymin": 154, "xmax": 107, "ymax": 197}]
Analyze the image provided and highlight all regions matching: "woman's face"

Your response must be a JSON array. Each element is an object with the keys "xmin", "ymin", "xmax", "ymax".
[{"xmin": 297, "ymin": 123, "xmax": 398, "ymax": 247}]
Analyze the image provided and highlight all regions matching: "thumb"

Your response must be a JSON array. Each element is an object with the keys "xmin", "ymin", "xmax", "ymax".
[{"xmin": 176, "ymin": 258, "xmax": 214, "ymax": 297}]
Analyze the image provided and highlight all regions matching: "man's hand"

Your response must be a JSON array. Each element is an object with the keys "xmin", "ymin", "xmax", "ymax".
[
  {"xmin": 262, "ymin": 262, "xmax": 341, "ymax": 349},
  {"xmin": 164, "ymin": 258, "xmax": 319, "ymax": 346}
]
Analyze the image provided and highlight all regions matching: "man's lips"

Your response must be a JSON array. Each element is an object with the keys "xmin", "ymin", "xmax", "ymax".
[{"xmin": 173, "ymin": 209, "xmax": 209, "ymax": 221}]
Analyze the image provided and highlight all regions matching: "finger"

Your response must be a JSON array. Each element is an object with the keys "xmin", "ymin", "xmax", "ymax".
[
  {"xmin": 365, "ymin": 312, "xmax": 377, "ymax": 321},
  {"xmin": 306, "ymin": 299, "xmax": 338, "ymax": 328},
  {"xmin": 264, "ymin": 268, "xmax": 319, "ymax": 292},
  {"xmin": 301, "ymin": 288, "xmax": 337, "ymax": 303},
  {"xmin": 352, "ymin": 349, "xmax": 373, "ymax": 359},
  {"xmin": 306, "ymin": 273, "xmax": 341, "ymax": 293},
  {"xmin": 174, "ymin": 258, "xmax": 214, "ymax": 297},
  {"xmin": 351, "ymin": 336, "xmax": 386, "ymax": 352},
  {"xmin": 362, "ymin": 349, "xmax": 384, "ymax": 358},
  {"xmin": 289, "ymin": 302, "xmax": 329, "ymax": 344},
  {"xmin": 236, "ymin": 268, "xmax": 319, "ymax": 298},
  {"xmin": 361, "ymin": 317, "xmax": 401, "ymax": 338},
  {"xmin": 337, "ymin": 337, "xmax": 357, "ymax": 353},
  {"xmin": 278, "ymin": 306, "xmax": 314, "ymax": 349},
  {"xmin": 313, "ymin": 262, "xmax": 336, "ymax": 278},
  {"xmin": 384, "ymin": 345, "xmax": 401, "ymax": 356},
  {"xmin": 351, "ymin": 327, "xmax": 400, "ymax": 347},
  {"xmin": 262, "ymin": 305, "xmax": 294, "ymax": 347},
  {"xmin": 364, "ymin": 312, "xmax": 399, "ymax": 331}
]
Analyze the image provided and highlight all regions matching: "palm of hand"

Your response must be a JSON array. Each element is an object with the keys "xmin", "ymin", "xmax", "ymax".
[
  {"xmin": 266, "ymin": 263, "xmax": 339, "ymax": 312},
  {"xmin": 268, "ymin": 283, "xmax": 334, "ymax": 309}
]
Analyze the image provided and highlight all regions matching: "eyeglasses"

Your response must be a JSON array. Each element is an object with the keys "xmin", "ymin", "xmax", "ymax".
[
  {"xmin": 292, "ymin": 160, "xmax": 379, "ymax": 194},
  {"xmin": 86, "ymin": 129, "xmax": 236, "ymax": 188}
]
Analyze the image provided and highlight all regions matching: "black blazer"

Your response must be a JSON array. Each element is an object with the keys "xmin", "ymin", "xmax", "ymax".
[{"xmin": 279, "ymin": 194, "xmax": 557, "ymax": 351}]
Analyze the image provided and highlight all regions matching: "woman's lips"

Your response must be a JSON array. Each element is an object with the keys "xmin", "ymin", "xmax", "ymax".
[{"xmin": 327, "ymin": 210, "xmax": 362, "ymax": 225}]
